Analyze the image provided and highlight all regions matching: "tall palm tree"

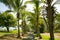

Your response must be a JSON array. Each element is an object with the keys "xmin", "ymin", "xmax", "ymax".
[
  {"xmin": 0, "ymin": 0, "xmax": 23, "ymax": 38},
  {"xmin": 46, "ymin": 0, "xmax": 55, "ymax": 40},
  {"xmin": 42, "ymin": 0, "xmax": 60, "ymax": 40},
  {"xmin": 25, "ymin": 0, "xmax": 42, "ymax": 39}
]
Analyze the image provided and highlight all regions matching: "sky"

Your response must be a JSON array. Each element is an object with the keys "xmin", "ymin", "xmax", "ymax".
[
  {"xmin": 0, "ymin": 0, "xmax": 60, "ymax": 13},
  {"xmin": 0, "ymin": 3, "xmax": 9, "ymax": 12}
]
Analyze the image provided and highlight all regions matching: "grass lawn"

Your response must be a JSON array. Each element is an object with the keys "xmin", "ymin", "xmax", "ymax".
[{"xmin": 0, "ymin": 30, "xmax": 22, "ymax": 36}]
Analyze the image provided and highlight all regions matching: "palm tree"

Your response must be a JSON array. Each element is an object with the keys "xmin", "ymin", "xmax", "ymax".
[
  {"xmin": 20, "ymin": 9, "xmax": 28, "ymax": 36},
  {"xmin": 41, "ymin": 0, "xmax": 60, "ymax": 40},
  {"xmin": 0, "ymin": 0, "xmax": 23, "ymax": 38},
  {"xmin": 25, "ymin": 0, "xmax": 42, "ymax": 39},
  {"xmin": 46, "ymin": 0, "xmax": 55, "ymax": 40}
]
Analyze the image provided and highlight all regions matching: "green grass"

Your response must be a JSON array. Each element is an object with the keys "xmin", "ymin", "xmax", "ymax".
[
  {"xmin": 41, "ymin": 35, "xmax": 49, "ymax": 40},
  {"xmin": 0, "ymin": 30, "xmax": 22, "ymax": 36},
  {"xmin": 10, "ymin": 30, "xmax": 22, "ymax": 34}
]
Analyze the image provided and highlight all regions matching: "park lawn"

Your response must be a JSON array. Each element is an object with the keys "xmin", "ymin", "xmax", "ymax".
[
  {"xmin": 10, "ymin": 30, "xmax": 22, "ymax": 34},
  {"xmin": 0, "ymin": 30, "xmax": 22, "ymax": 36},
  {"xmin": 0, "ymin": 31, "xmax": 11, "ymax": 36}
]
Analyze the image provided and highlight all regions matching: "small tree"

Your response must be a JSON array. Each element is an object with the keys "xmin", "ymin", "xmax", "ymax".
[{"xmin": 0, "ymin": 12, "xmax": 17, "ymax": 32}]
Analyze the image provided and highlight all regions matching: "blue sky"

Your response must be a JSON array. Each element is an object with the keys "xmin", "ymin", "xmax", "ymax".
[{"xmin": 0, "ymin": 3, "xmax": 9, "ymax": 12}]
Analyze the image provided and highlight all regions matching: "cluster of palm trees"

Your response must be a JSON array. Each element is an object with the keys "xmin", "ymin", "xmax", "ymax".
[{"xmin": 0, "ymin": 0, "xmax": 59, "ymax": 40}]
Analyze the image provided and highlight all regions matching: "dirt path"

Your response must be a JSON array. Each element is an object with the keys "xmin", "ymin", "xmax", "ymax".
[
  {"xmin": 41, "ymin": 33, "xmax": 60, "ymax": 38},
  {"xmin": 54, "ymin": 33, "xmax": 60, "ymax": 38}
]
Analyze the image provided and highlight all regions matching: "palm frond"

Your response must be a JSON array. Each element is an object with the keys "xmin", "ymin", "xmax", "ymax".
[
  {"xmin": 52, "ymin": 0, "xmax": 60, "ymax": 6},
  {"xmin": 0, "ymin": 0, "xmax": 9, "ymax": 6}
]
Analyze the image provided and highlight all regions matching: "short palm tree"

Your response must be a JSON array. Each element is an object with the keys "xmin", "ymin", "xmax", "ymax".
[{"xmin": 20, "ymin": 8, "xmax": 28, "ymax": 36}]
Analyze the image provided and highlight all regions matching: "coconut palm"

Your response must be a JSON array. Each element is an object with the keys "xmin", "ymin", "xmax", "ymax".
[
  {"xmin": 46, "ymin": 0, "xmax": 55, "ymax": 40},
  {"xmin": 20, "ymin": 8, "xmax": 29, "ymax": 36},
  {"xmin": 46, "ymin": 0, "xmax": 60, "ymax": 40},
  {"xmin": 25, "ymin": 0, "xmax": 42, "ymax": 39},
  {"xmin": 0, "ymin": 0, "xmax": 23, "ymax": 38},
  {"xmin": 41, "ymin": 0, "xmax": 60, "ymax": 40}
]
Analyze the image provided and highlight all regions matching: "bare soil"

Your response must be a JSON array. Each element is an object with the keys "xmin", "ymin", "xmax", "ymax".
[{"xmin": 41, "ymin": 33, "xmax": 60, "ymax": 38}]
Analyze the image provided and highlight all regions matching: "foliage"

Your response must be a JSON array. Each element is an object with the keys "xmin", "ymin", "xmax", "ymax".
[
  {"xmin": 0, "ymin": 0, "xmax": 60, "ymax": 40},
  {"xmin": 54, "ymin": 14, "xmax": 60, "ymax": 32},
  {"xmin": 0, "ymin": 12, "xmax": 17, "ymax": 28},
  {"xmin": 0, "ymin": 0, "xmax": 25, "ymax": 37}
]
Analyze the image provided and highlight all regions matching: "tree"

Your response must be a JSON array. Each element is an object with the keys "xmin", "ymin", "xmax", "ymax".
[
  {"xmin": 25, "ymin": 0, "xmax": 42, "ymax": 39},
  {"xmin": 46, "ymin": 0, "xmax": 55, "ymax": 40},
  {"xmin": 41, "ymin": 0, "xmax": 60, "ymax": 40},
  {"xmin": 0, "ymin": 12, "xmax": 17, "ymax": 32},
  {"xmin": 20, "ymin": 8, "xmax": 29, "ymax": 36},
  {"xmin": 0, "ymin": 0, "xmax": 24, "ymax": 38}
]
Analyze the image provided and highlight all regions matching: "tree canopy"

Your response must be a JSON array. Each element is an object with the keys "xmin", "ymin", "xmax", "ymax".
[{"xmin": 0, "ymin": 12, "xmax": 17, "ymax": 27}]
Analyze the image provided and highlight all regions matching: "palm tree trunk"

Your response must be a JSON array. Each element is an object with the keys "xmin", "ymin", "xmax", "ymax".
[
  {"xmin": 46, "ymin": 0, "xmax": 55, "ymax": 40},
  {"xmin": 36, "ymin": 12, "xmax": 42, "ymax": 39},
  {"xmin": 17, "ymin": 19, "xmax": 20, "ymax": 38},
  {"xmin": 36, "ymin": 2, "xmax": 42, "ymax": 39},
  {"xmin": 49, "ymin": 22, "xmax": 54, "ymax": 40},
  {"xmin": 17, "ymin": 12, "xmax": 20, "ymax": 38},
  {"xmin": 22, "ymin": 20, "xmax": 26, "ymax": 36},
  {"xmin": 48, "ymin": 14, "xmax": 54, "ymax": 40},
  {"xmin": 22, "ymin": 21, "xmax": 25, "ymax": 36}
]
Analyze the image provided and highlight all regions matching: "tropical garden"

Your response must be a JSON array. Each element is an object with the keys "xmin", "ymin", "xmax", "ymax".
[{"xmin": 0, "ymin": 0, "xmax": 60, "ymax": 40}]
